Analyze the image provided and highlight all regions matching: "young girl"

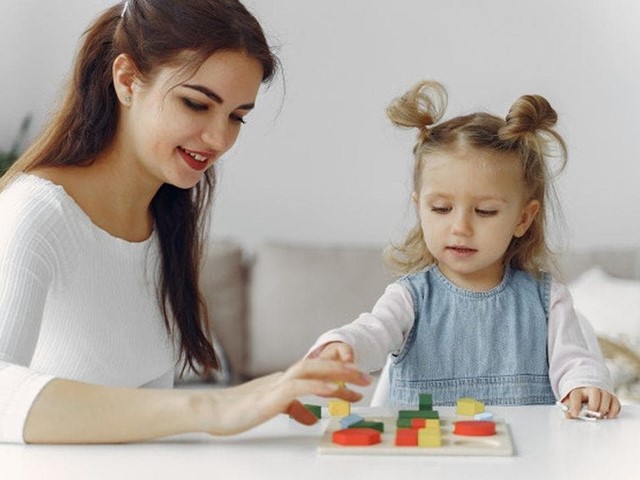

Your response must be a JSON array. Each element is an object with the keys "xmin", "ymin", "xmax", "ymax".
[
  {"xmin": 309, "ymin": 80, "xmax": 620, "ymax": 419},
  {"xmin": 0, "ymin": 0, "xmax": 369, "ymax": 444}
]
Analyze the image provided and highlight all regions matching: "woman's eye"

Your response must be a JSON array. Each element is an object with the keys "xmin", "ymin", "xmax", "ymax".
[
  {"xmin": 230, "ymin": 114, "xmax": 246, "ymax": 125},
  {"xmin": 431, "ymin": 206, "xmax": 451, "ymax": 214},
  {"xmin": 476, "ymin": 209, "xmax": 498, "ymax": 217},
  {"xmin": 182, "ymin": 98, "xmax": 208, "ymax": 112}
]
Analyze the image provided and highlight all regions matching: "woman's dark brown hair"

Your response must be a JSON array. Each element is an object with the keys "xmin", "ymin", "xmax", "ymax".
[{"xmin": 1, "ymin": 0, "xmax": 277, "ymax": 376}]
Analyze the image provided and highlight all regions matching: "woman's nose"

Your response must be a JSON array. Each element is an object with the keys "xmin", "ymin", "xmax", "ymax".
[{"xmin": 201, "ymin": 118, "xmax": 234, "ymax": 153}]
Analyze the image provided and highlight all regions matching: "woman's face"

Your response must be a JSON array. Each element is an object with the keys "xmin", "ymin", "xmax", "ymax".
[{"xmin": 123, "ymin": 49, "xmax": 264, "ymax": 189}]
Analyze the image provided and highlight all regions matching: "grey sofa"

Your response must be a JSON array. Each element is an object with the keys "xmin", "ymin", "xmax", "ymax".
[{"xmin": 187, "ymin": 240, "xmax": 640, "ymax": 404}]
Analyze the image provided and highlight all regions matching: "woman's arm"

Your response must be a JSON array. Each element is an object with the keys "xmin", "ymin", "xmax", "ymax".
[{"xmin": 24, "ymin": 358, "xmax": 370, "ymax": 443}]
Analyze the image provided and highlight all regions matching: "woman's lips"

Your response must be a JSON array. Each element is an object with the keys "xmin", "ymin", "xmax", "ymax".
[{"xmin": 178, "ymin": 147, "xmax": 211, "ymax": 172}]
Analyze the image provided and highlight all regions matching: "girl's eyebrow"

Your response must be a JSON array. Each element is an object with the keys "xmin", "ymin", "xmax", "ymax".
[
  {"xmin": 423, "ymin": 192, "xmax": 508, "ymax": 204},
  {"xmin": 183, "ymin": 84, "xmax": 255, "ymax": 110}
]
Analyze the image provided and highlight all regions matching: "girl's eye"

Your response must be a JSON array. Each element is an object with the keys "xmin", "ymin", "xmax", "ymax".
[
  {"xmin": 476, "ymin": 209, "xmax": 498, "ymax": 217},
  {"xmin": 431, "ymin": 206, "xmax": 451, "ymax": 214},
  {"xmin": 182, "ymin": 98, "xmax": 208, "ymax": 112}
]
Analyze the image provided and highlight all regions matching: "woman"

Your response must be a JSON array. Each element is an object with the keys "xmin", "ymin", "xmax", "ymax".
[{"xmin": 0, "ymin": 0, "xmax": 369, "ymax": 444}]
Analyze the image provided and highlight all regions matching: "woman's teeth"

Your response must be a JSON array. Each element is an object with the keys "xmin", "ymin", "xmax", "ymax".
[
  {"xmin": 182, "ymin": 148, "xmax": 208, "ymax": 162},
  {"xmin": 188, "ymin": 152, "xmax": 207, "ymax": 162}
]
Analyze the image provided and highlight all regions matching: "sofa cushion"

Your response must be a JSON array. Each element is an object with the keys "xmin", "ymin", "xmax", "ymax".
[{"xmin": 246, "ymin": 243, "xmax": 394, "ymax": 377}]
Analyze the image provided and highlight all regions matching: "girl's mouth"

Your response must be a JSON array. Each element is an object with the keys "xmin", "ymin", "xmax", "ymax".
[{"xmin": 446, "ymin": 246, "xmax": 478, "ymax": 257}]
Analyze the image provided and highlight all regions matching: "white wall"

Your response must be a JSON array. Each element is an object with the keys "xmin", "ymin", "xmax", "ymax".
[{"xmin": 2, "ymin": 0, "xmax": 639, "ymax": 252}]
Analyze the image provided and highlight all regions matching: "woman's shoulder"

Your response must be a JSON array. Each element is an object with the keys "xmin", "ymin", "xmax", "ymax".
[
  {"xmin": 0, "ymin": 173, "xmax": 77, "ymax": 246},
  {"xmin": 1, "ymin": 173, "xmax": 68, "ymax": 219}
]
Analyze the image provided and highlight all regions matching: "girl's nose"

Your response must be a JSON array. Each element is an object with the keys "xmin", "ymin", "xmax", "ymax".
[{"xmin": 451, "ymin": 211, "xmax": 473, "ymax": 236}]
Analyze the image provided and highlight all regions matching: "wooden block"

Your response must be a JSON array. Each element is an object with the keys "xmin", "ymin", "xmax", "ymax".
[
  {"xmin": 474, "ymin": 412, "xmax": 494, "ymax": 421},
  {"xmin": 410, "ymin": 418, "xmax": 441, "ymax": 430},
  {"xmin": 303, "ymin": 404, "xmax": 322, "ymax": 419},
  {"xmin": 328, "ymin": 399, "xmax": 351, "ymax": 417},
  {"xmin": 410, "ymin": 418, "xmax": 426, "ymax": 429},
  {"xmin": 419, "ymin": 393, "xmax": 433, "ymax": 411},
  {"xmin": 398, "ymin": 409, "xmax": 439, "ymax": 419},
  {"xmin": 395, "ymin": 428, "xmax": 418, "ymax": 446},
  {"xmin": 332, "ymin": 428, "xmax": 381, "ymax": 446},
  {"xmin": 456, "ymin": 397, "xmax": 485, "ymax": 416},
  {"xmin": 418, "ymin": 428, "xmax": 442, "ymax": 448},
  {"xmin": 397, "ymin": 418, "xmax": 412, "ymax": 428},
  {"xmin": 339, "ymin": 413, "xmax": 364, "ymax": 429},
  {"xmin": 349, "ymin": 420, "xmax": 384, "ymax": 433},
  {"xmin": 453, "ymin": 420, "xmax": 496, "ymax": 437}
]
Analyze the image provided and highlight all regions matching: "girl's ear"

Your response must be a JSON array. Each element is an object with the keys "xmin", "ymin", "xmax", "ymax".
[
  {"xmin": 112, "ymin": 53, "xmax": 138, "ymax": 105},
  {"xmin": 514, "ymin": 199, "xmax": 540, "ymax": 238}
]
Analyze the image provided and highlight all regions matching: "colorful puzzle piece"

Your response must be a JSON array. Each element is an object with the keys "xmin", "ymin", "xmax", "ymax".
[
  {"xmin": 419, "ymin": 393, "xmax": 433, "ymax": 410},
  {"xmin": 395, "ymin": 428, "xmax": 418, "ymax": 446},
  {"xmin": 332, "ymin": 428, "xmax": 381, "ymax": 446},
  {"xmin": 339, "ymin": 414, "xmax": 364, "ymax": 429},
  {"xmin": 453, "ymin": 420, "xmax": 496, "ymax": 436},
  {"xmin": 349, "ymin": 420, "xmax": 384, "ymax": 433},
  {"xmin": 398, "ymin": 409, "xmax": 440, "ymax": 419},
  {"xmin": 418, "ymin": 427, "xmax": 442, "ymax": 448},
  {"xmin": 303, "ymin": 404, "xmax": 322, "ymax": 419},
  {"xmin": 456, "ymin": 397, "xmax": 485, "ymax": 416},
  {"xmin": 328, "ymin": 399, "xmax": 351, "ymax": 417},
  {"xmin": 474, "ymin": 411, "xmax": 494, "ymax": 420}
]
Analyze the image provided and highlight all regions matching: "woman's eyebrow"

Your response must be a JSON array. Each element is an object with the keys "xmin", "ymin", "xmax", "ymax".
[{"xmin": 183, "ymin": 84, "xmax": 255, "ymax": 110}]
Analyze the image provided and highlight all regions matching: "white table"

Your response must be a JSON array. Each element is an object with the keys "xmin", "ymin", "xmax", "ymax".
[{"xmin": 1, "ymin": 405, "xmax": 638, "ymax": 480}]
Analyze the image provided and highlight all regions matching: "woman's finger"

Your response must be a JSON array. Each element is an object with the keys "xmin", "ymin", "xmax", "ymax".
[{"xmin": 285, "ymin": 358, "xmax": 371, "ymax": 386}]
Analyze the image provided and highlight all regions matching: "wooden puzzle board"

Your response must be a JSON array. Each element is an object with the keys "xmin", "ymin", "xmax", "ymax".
[{"xmin": 317, "ymin": 414, "xmax": 514, "ymax": 456}]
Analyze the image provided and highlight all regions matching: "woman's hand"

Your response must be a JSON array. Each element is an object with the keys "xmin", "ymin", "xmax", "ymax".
[
  {"xmin": 561, "ymin": 387, "xmax": 621, "ymax": 419},
  {"xmin": 198, "ymin": 357, "xmax": 371, "ymax": 435}
]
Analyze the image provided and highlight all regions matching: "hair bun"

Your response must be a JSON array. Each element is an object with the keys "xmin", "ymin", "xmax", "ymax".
[
  {"xmin": 499, "ymin": 94, "xmax": 558, "ymax": 140},
  {"xmin": 386, "ymin": 80, "xmax": 447, "ymax": 133},
  {"xmin": 499, "ymin": 94, "xmax": 567, "ymax": 169}
]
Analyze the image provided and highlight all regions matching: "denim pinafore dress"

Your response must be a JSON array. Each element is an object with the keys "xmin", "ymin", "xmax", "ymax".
[{"xmin": 388, "ymin": 265, "xmax": 556, "ymax": 407}]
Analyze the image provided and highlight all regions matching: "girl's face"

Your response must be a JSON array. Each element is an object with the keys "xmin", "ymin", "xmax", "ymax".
[
  {"xmin": 121, "ymin": 49, "xmax": 264, "ymax": 190},
  {"xmin": 414, "ymin": 148, "xmax": 539, "ymax": 291}
]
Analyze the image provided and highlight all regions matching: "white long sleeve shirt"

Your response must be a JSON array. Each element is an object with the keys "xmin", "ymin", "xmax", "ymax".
[
  {"xmin": 0, "ymin": 175, "xmax": 176, "ymax": 443},
  {"xmin": 309, "ymin": 278, "xmax": 614, "ymax": 402}
]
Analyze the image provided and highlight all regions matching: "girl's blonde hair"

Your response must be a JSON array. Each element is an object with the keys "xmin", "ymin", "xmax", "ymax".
[{"xmin": 386, "ymin": 80, "xmax": 567, "ymax": 277}]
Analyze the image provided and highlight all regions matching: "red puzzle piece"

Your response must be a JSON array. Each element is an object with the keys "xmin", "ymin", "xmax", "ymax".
[
  {"xmin": 333, "ymin": 428, "xmax": 381, "ymax": 446},
  {"xmin": 395, "ymin": 428, "xmax": 418, "ymax": 446},
  {"xmin": 453, "ymin": 421, "xmax": 496, "ymax": 436}
]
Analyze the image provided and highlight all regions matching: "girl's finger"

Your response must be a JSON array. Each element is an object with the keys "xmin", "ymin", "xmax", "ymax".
[
  {"xmin": 598, "ymin": 391, "xmax": 612, "ymax": 417},
  {"xmin": 568, "ymin": 388, "xmax": 586, "ymax": 417},
  {"xmin": 586, "ymin": 387, "xmax": 601, "ymax": 414}
]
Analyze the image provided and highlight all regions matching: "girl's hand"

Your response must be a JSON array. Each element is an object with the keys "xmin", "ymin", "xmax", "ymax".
[
  {"xmin": 317, "ymin": 341, "xmax": 355, "ymax": 363},
  {"xmin": 561, "ymin": 387, "xmax": 621, "ymax": 419},
  {"xmin": 199, "ymin": 358, "xmax": 370, "ymax": 436}
]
